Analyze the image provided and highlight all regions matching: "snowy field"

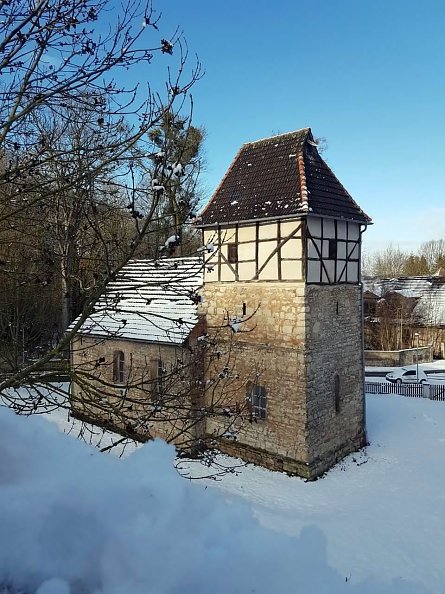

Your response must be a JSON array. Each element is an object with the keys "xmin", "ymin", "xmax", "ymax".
[
  {"xmin": 186, "ymin": 395, "xmax": 445, "ymax": 593},
  {"xmin": 1, "ymin": 393, "xmax": 445, "ymax": 593}
]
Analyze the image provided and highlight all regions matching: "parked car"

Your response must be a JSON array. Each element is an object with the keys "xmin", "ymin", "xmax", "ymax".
[{"xmin": 386, "ymin": 368, "xmax": 428, "ymax": 384}]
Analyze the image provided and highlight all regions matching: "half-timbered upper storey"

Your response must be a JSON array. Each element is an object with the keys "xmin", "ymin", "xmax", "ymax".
[{"xmin": 197, "ymin": 128, "xmax": 371, "ymax": 285}]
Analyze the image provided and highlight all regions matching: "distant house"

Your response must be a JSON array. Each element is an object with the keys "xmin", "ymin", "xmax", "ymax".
[
  {"xmin": 363, "ymin": 274, "xmax": 445, "ymax": 358},
  {"xmin": 72, "ymin": 127, "xmax": 372, "ymax": 480}
]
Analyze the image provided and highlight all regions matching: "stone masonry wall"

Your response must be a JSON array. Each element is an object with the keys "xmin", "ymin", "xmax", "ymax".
[
  {"xmin": 201, "ymin": 282, "xmax": 313, "ymax": 474},
  {"xmin": 71, "ymin": 335, "xmax": 205, "ymax": 450},
  {"xmin": 201, "ymin": 281, "xmax": 307, "ymax": 348},
  {"xmin": 304, "ymin": 284, "xmax": 366, "ymax": 476},
  {"xmin": 365, "ymin": 346, "xmax": 433, "ymax": 367},
  {"xmin": 71, "ymin": 280, "xmax": 367, "ymax": 479}
]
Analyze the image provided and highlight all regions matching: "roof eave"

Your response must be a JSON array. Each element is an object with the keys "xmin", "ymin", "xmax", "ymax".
[
  {"xmin": 74, "ymin": 331, "xmax": 191, "ymax": 346},
  {"xmin": 195, "ymin": 212, "xmax": 371, "ymax": 229}
]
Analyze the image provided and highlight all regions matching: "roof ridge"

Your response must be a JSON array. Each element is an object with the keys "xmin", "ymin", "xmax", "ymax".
[
  {"xmin": 128, "ymin": 256, "xmax": 202, "ymax": 265},
  {"xmin": 297, "ymin": 153, "xmax": 309, "ymax": 212},
  {"xmin": 243, "ymin": 127, "xmax": 310, "ymax": 146}
]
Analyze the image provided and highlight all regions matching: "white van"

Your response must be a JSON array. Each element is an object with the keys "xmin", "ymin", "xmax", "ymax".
[{"xmin": 386, "ymin": 368, "xmax": 428, "ymax": 384}]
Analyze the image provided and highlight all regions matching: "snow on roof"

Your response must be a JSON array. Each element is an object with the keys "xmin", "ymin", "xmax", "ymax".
[
  {"xmin": 73, "ymin": 257, "xmax": 203, "ymax": 345},
  {"xmin": 363, "ymin": 276, "xmax": 445, "ymax": 326}
]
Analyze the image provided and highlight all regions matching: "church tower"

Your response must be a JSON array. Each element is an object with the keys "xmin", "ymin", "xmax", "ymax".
[{"xmin": 197, "ymin": 128, "xmax": 371, "ymax": 479}]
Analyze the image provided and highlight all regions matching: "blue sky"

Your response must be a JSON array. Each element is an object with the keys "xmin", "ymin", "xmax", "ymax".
[{"xmin": 155, "ymin": 0, "xmax": 445, "ymax": 254}]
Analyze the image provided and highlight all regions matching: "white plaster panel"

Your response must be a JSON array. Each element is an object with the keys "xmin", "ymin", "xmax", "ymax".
[
  {"xmin": 337, "ymin": 261, "xmax": 347, "ymax": 282},
  {"xmin": 348, "ymin": 242, "xmax": 359, "ymax": 260},
  {"xmin": 337, "ymin": 241, "xmax": 347, "ymax": 259},
  {"xmin": 204, "ymin": 265, "xmax": 218, "ymax": 283},
  {"xmin": 238, "ymin": 261, "xmax": 256, "ymax": 280},
  {"xmin": 323, "ymin": 218, "xmax": 335, "ymax": 237},
  {"xmin": 258, "ymin": 240, "xmax": 277, "ymax": 265},
  {"xmin": 203, "ymin": 255, "xmax": 217, "ymax": 273},
  {"xmin": 281, "ymin": 260, "xmax": 302, "ymax": 280},
  {"xmin": 220, "ymin": 263, "xmax": 236, "ymax": 281},
  {"xmin": 203, "ymin": 230, "xmax": 217, "ymax": 245},
  {"xmin": 307, "ymin": 260, "xmax": 320, "ymax": 283},
  {"xmin": 258, "ymin": 241, "xmax": 278, "ymax": 280},
  {"xmin": 322, "ymin": 239, "xmax": 330, "ymax": 258},
  {"xmin": 238, "ymin": 226, "xmax": 256, "ymax": 242},
  {"xmin": 348, "ymin": 223, "xmax": 360, "ymax": 240},
  {"xmin": 324, "ymin": 259, "xmax": 335, "ymax": 282},
  {"xmin": 347, "ymin": 262, "xmax": 359, "ymax": 283},
  {"xmin": 238, "ymin": 241, "xmax": 256, "ymax": 261},
  {"xmin": 281, "ymin": 237, "xmax": 302, "ymax": 259},
  {"xmin": 308, "ymin": 238, "xmax": 321, "ymax": 259},
  {"xmin": 258, "ymin": 223, "xmax": 277, "ymax": 240},
  {"xmin": 220, "ymin": 228, "xmax": 236, "ymax": 244},
  {"xmin": 307, "ymin": 216, "xmax": 321, "ymax": 236},
  {"xmin": 337, "ymin": 220, "xmax": 347, "ymax": 240},
  {"xmin": 280, "ymin": 220, "xmax": 302, "ymax": 236},
  {"xmin": 258, "ymin": 256, "xmax": 278, "ymax": 280}
]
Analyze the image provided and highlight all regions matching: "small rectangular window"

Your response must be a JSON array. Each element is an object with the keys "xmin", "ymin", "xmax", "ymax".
[
  {"xmin": 364, "ymin": 299, "xmax": 377, "ymax": 317},
  {"xmin": 247, "ymin": 383, "xmax": 267, "ymax": 420},
  {"xmin": 113, "ymin": 350, "xmax": 125, "ymax": 384},
  {"xmin": 334, "ymin": 373, "xmax": 341, "ymax": 414},
  {"xmin": 227, "ymin": 243, "xmax": 238, "ymax": 264},
  {"xmin": 151, "ymin": 358, "xmax": 165, "ymax": 400},
  {"xmin": 328, "ymin": 238, "xmax": 337, "ymax": 260}
]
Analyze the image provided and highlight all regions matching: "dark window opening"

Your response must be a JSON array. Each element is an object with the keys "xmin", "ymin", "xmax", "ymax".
[
  {"xmin": 334, "ymin": 373, "xmax": 341, "ymax": 414},
  {"xmin": 328, "ymin": 238, "xmax": 337, "ymax": 260},
  {"xmin": 228, "ymin": 243, "xmax": 238, "ymax": 264},
  {"xmin": 246, "ymin": 381, "xmax": 267, "ymax": 420},
  {"xmin": 364, "ymin": 299, "xmax": 377, "ymax": 317},
  {"xmin": 113, "ymin": 350, "xmax": 125, "ymax": 384},
  {"xmin": 151, "ymin": 358, "xmax": 165, "ymax": 400}
]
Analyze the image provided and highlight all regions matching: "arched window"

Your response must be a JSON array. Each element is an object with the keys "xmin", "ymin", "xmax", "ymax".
[
  {"xmin": 113, "ymin": 350, "xmax": 125, "ymax": 384},
  {"xmin": 334, "ymin": 373, "xmax": 341, "ymax": 414}
]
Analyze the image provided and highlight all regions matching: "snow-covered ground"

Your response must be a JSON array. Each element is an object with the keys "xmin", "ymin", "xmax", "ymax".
[
  {"xmin": 1, "ymin": 392, "xmax": 445, "ymax": 593},
  {"xmin": 184, "ymin": 395, "xmax": 445, "ymax": 592}
]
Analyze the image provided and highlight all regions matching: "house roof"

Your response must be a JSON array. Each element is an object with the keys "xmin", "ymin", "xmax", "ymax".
[
  {"xmin": 363, "ymin": 276, "xmax": 445, "ymax": 326},
  {"xmin": 73, "ymin": 257, "xmax": 203, "ymax": 345},
  {"xmin": 198, "ymin": 128, "xmax": 371, "ymax": 227}
]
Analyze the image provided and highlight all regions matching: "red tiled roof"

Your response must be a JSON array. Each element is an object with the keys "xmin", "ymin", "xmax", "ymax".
[{"xmin": 198, "ymin": 128, "xmax": 371, "ymax": 226}]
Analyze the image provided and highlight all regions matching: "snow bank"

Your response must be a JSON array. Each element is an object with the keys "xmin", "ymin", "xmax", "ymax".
[{"xmin": 0, "ymin": 405, "xmax": 433, "ymax": 594}]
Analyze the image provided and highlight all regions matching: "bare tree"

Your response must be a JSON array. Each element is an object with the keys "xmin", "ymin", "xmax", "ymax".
[
  {"xmin": 0, "ymin": 0, "xmax": 202, "ymax": 391},
  {"xmin": 367, "ymin": 245, "xmax": 408, "ymax": 278},
  {"xmin": 0, "ymin": 1, "xmax": 257, "ymax": 462},
  {"xmin": 371, "ymin": 292, "xmax": 417, "ymax": 351},
  {"xmin": 366, "ymin": 239, "xmax": 445, "ymax": 278},
  {"xmin": 419, "ymin": 239, "xmax": 445, "ymax": 274}
]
